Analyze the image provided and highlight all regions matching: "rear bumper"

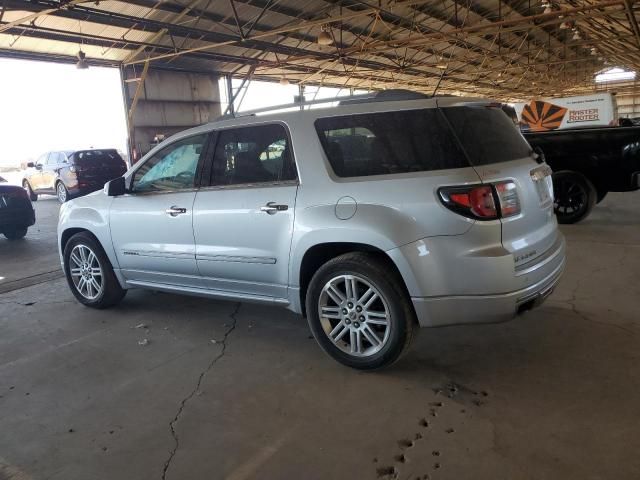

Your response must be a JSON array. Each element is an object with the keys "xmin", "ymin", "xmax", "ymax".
[
  {"xmin": 411, "ymin": 252, "xmax": 565, "ymax": 327},
  {"xmin": 0, "ymin": 207, "xmax": 35, "ymax": 229},
  {"xmin": 388, "ymin": 230, "xmax": 566, "ymax": 327}
]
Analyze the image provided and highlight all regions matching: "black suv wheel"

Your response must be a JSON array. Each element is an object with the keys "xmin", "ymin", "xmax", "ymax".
[{"xmin": 552, "ymin": 171, "xmax": 597, "ymax": 224}]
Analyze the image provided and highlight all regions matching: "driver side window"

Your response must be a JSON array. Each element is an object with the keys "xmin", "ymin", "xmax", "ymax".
[{"xmin": 132, "ymin": 134, "xmax": 208, "ymax": 193}]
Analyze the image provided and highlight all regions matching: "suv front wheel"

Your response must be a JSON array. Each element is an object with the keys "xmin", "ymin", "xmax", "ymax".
[
  {"xmin": 305, "ymin": 252, "xmax": 415, "ymax": 370},
  {"xmin": 63, "ymin": 232, "xmax": 126, "ymax": 308}
]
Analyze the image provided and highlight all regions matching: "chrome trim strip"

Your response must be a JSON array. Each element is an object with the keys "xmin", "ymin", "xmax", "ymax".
[
  {"xmin": 125, "ymin": 280, "xmax": 289, "ymax": 306},
  {"xmin": 196, "ymin": 254, "xmax": 276, "ymax": 264},
  {"xmin": 121, "ymin": 250, "xmax": 195, "ymax": 259},
  {"xmin": 197, "ymin": 180, "xmax": 299, "ymax": 192}
]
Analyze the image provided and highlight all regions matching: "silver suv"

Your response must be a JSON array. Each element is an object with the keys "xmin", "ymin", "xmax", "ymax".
[{"xmin": 58, "ymin": 91, "xmax": 565, "ymax": 370}]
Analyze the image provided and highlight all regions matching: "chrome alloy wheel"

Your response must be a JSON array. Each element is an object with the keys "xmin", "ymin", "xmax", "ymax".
[
  {"xmin": 318, "ymin": 274, "xmax": 391, "ymax": 357},
  {"xmin": 57, "ymin": 183, "xmax": 67, "ymax": 203},
  {"xmin": 69, "ymin": 244, "xmax": 103, "ymax": 300}
]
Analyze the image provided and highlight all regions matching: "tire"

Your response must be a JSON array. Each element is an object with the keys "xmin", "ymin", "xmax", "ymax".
[
  {"xmin": 3, "ymin": 227, "xmax": 28, "ymax": 240},
  {"xmin": 63, "ymin": 232, "xmax": 126, "ymax": 309},
  {"xmin": 305, "ymin": 252, "xmax": 415, "ymax": 370},
  {"xmin": 552, "ymin": 171, "xmax": 597, "ymax": 224},
  {"xmin": 23, "ymin": 180, "xmax": 37, "ymax": 201},
  {"xmin": 596, "ymin": 188, "xmax": 608, "ymax": 204},
  {"xmin": 56, "ymin": 181, "xmax": 69, "ymax": 203}
]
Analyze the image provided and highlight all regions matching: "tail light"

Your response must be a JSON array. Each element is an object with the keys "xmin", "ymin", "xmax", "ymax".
[{"xmin": 439, "ymin": 181, "xmax": 520, "ymax": 220}]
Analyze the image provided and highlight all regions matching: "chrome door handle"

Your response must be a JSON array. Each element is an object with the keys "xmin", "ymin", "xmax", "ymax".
[
  {"xmin": 165, "ymin": 206, "xmax": 187, "ymax": 217},
  {"xmin": 260, "ymin": 202, "xmax": 288, "ymax": 215}
]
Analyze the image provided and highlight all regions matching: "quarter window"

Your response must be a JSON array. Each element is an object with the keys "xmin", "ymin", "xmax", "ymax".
[
  {"xmin": 315, "ymin": 109, "xmax": 468, "ymax": 177},
  {"xmin": 132, "ymin": 134, "xmax": 207, "ymax": 193},
  {"xmin": 211, "ymin": 124, "xmax": 296, "ymax": 186}
]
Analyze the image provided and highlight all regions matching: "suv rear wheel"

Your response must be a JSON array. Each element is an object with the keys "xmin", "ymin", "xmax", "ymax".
[
  {"xmin": 56, "ymin": 181, "xmax": 69, "ymax": 203},
  {"xmin": 305, "ymin": 252, "xmax": 415, "ymax": 370},
  {"xmin": 63, "ymin": 232, "xmax": 126, "ymax": 308},
  {"xmin": 552, "ymin": 171, "xmax": 597, "ymax": 224}
]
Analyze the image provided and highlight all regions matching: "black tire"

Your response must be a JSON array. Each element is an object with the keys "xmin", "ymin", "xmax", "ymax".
[
  {"xmin": 596, "ymin": 188, "xmax": 608, "ymax": 204},
  {"xmin": 56, "ymin": 181, "xmax": 69, "ymax": 203},
  {"xmin": 552, "ymin": 171, "xmax": 597, "ymax": 224},
  {"xmin": 23, "ymin": 180, "xmax": 37, "ymax": 201},
  {"xmin": 63, "ymin": 231, "xmax": 126, "ymax": 309},
  {"xmin": 305, "ymin": 252, "xmax": 415, "ymax": 370},
  {"xmin": 3, "ymin": 227, "xmax": 28, "ymax": 240}
]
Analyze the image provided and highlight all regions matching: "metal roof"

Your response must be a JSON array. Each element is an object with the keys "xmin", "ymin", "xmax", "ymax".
[{"xmin": 1, "ymin": 0, "xmax": 639, "ymax": 101}]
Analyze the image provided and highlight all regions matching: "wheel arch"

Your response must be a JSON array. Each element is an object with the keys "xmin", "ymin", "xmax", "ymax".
[{"xmin": 296, "ymin": 241, "xmax": 412, "ymax": 317}]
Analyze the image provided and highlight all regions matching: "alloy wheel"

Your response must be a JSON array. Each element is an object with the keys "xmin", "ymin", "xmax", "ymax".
[
  {"xmin": 317, "ymin": 274, "xmax": 391, "ymax": 357},
  {"xmin": 554, "ymin": 177, "xmax": 586, "ymax": 215},
  {"xmin": 57, "ymin": 183, "xmax": 67, "ymax": 203},
  {"xmin": 69, "ymin": 244, "xmax": 103, "ymax": 300}
]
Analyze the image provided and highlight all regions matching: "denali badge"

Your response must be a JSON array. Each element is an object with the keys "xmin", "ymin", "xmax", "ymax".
[{"xmin": 514, "ymin": 250, "xmax": 537, "ymax": 263}]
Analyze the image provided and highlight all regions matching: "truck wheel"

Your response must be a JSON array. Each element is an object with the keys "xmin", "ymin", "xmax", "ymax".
[
  {"xmin": 305, "ymin": 252, "xmax": 415, "ymax": 370},
  {"xmin": 23, "ymin": 180, "xmax": 37, "ymax": 201},
  {"xmin": 3, "ymin": 227, "xmax": 28, "ymax": 240},
  {"xmin": 596, "ymin": 188, "xmax": 608, "ymax": 204},
  {"xmin": 63, "ymin": 232, "xmax": 126, "ymax": 309},
  {"xmin": 552, "ymin": 171, "xmax": 597, "ymax": 224}
]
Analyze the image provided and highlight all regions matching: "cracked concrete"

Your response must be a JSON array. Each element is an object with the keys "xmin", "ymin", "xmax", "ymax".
[
  {"xmin": 162, "ymin": 304, "xmax": 240, "ymax": 480},
  {"xmin": 0, "ymin": 192, "xmax": 639, "ymax": 479}
]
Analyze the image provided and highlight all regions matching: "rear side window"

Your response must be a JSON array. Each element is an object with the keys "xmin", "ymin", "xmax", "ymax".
[
  {"xmin": 442, "ymin": 107, "xmax": 532, "ymax": 165},
  {"xmin": 211, "ymin": 124, "xmax": 296, "ymax": 186},
  {"xmin": 315, "ymin": 109, "xmax": 468, "ymax": 177}
]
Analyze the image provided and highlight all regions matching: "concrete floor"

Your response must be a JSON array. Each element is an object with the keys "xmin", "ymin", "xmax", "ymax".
[{"xmin": 1, "ymin": 193, "xmax": 639, "ymax": 480}]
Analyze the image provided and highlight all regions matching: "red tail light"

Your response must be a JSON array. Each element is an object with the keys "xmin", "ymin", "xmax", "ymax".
[{"xmin": 439, "ymin": 181, "xmax": 520, "ymax": 220}]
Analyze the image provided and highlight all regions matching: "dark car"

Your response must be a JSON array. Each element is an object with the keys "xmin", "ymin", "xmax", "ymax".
[
  {"xmin": 0, "ymin": 175, "xmax": 35, "ymax": 240},
  {"xmin": 524, "ymin": 126, "xmax": 640, "ymax": 223},
  {"xmin": 23, "ymin": 149, "xmax": 128, "ymax": 203}
]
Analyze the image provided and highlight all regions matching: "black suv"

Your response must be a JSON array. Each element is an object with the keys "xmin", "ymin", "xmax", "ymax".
[
  {"xmin": 0, "ymin": 175, "xmax": 35, "ymax": 240},
  {"xmin": 23, "ymin": 149, "xmax": 128, "ymax": 203}
]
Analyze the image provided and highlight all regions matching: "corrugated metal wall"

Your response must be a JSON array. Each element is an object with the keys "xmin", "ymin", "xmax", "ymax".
[{"xmin": 121, "ymin": 67, "xmax": 221, "ymax": 162}]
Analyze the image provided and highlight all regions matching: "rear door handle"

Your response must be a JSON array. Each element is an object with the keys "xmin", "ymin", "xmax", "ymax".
[
  {"xmin": 260, "ymin": 202, "xmax": 288, "ymax": 215},
  {"xmin": 165, "ymin": 206, "xmax": 187, "ymax": 217}
]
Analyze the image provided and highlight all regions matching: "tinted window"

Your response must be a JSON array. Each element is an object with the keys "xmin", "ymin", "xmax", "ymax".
[
  {"xmin": 211, "ymin": 124, "xmax": 296, "ymax": 186},
  {"xmin": 442, "ymin": 107, "xmax": 532, "ymax": 165},
  {"xmin": 132, "ymin": 134, "xmax": 207, "ymax": 193},
  {"xmin": 72, "ymin": 150, "xmax": 124, "ymax": 167},
  {"xmin": 315, "ymin": 109, "xmax": 468, "ymax": 177}
]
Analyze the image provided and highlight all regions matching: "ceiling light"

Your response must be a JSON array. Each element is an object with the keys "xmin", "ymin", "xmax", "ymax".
[
  {"xmin": 591, "ymin": 48, "xmax": 598, "ymax": 56},
  {"xmin": 279, "ymin": 77, "xmax": 290, "ymax": 86},
  {"xmin": 559, "ymin": 21, "xmax": 571, "ymax": 30},
  {"xmin": 435, "ymin": 64, "xmax": 448, "ymax": 69},
  {"xmin": 76, "ymin": 50, "xmax": 89, "ymax": 69},
  {"xmin": 572, "ymin": 30, "xmax": 581, "ymax": 41},
  {"xmin": 317, "ymin": 25, "xmax": 333, "ymax": 46}
]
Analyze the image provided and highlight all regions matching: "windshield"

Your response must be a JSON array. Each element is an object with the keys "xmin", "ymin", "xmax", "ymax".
[{"xmin": 442, "ymin": 106, "xmax": 532, "ymax": 165}]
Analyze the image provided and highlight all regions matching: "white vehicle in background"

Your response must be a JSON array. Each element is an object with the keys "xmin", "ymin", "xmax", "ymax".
[{"xmin": 513, "ymin": 93, "xmax": 618, "ymax": 132}]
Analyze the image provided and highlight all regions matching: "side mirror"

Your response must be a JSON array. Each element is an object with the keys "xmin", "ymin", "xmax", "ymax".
[
  {"xmin": 27, "ymin": 162, "xmax": 35, "ymax": 168},
  {"xmin": 105, "ymin": 176, "xmax": 127, "ymax": 197},
  {"xmin": 532, "ymin": 146, "xmax": 546, "ymax": 164},
  {"xmin": 35, "ymin": 163, "xmax": 43, "ymax": 170}
]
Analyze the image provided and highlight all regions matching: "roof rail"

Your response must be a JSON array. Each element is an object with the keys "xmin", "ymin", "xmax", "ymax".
[
  {"xmin": 338, "ymin": 89, "xmax": 429, "ymax": 105},
  {"xmin": 217, "ymin": 89, "xmax": 434, "ymax": 120}
]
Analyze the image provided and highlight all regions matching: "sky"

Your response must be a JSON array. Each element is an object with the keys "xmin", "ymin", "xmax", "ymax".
[{"xmin": 0, "ymin": 58, "xmax": 128, "ymax": 166}]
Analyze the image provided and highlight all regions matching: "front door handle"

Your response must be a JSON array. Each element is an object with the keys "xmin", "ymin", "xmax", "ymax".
[
  {"xmin": 165, "ymin": 206, "xmax": 187, "ymax": 217},
  {"xmin": 260, "ymin": 202, "xmax": 288, "ymax": 215}
]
